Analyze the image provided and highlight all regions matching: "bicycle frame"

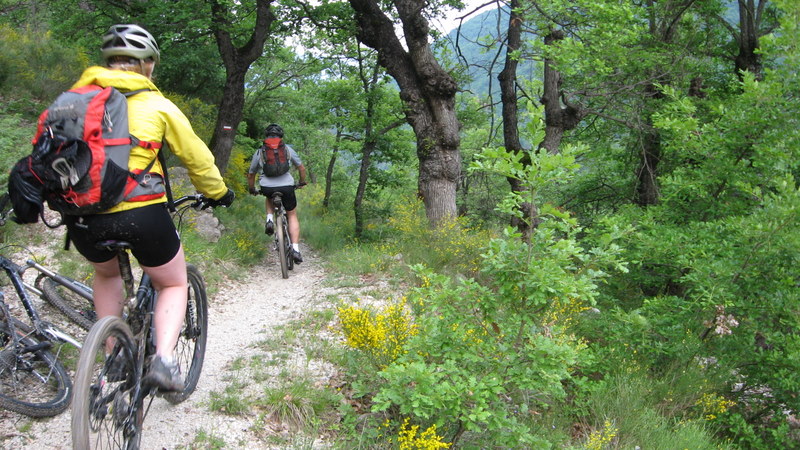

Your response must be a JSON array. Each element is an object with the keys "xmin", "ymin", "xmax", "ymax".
[{"xmin": 0, "ymin": 254, "xmax": 83, "ymax": 349}]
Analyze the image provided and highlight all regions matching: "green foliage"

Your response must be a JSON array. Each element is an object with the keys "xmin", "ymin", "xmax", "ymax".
[
  {"xmin": 0, "ymin": 106, "xmax": 35, "ymax": 188},
  {"xmin": 579, "ymin": 2, "xmax": 800, "ymax": 447},
  {"xmin": 578, "ymin": 372, "xmax": 727, "ymax": 449},
  {"xmin": 2, "ymin": 0, "xmax": 799, "ymax": 447},
  {"xmin": 0, "ymin": 25, "xmax": 87, "ymax": 103},
  {"xmin": 327, "ymin": 131, "xmax": 629, "ymax": 446},
  {"xmin": 166, "ymin": 93, "xmax": 218, "ymax": 144}
]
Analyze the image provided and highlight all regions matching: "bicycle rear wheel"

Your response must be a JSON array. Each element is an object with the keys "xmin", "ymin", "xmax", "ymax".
[
  {"xmin": 72, "ymin": 316, "xmax": 142, "ymax": 449},
  {"xmin": 39, "ymin": 275, "xmax": 96, "ymax": 331},
  {"xmin": 163, "ymin": 264, "xmax": 208, "ymax": 404},
  {"xmin": 276, "ymin": 213, "xmax": 289, "ymax": 279},
  {"xmin": 0, "ymin": 311, "xmax": 72, "ymax": 417}
]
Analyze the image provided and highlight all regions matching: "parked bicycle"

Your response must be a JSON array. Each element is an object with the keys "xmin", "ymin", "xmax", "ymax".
[
  {"xmin": 261, "ymin": 183, "xmax": 305, "ymax": 279},
  {"xmin": 71, "ymin": 194, "xmax": 212, "ymax": 449},
  {"xmin": 0, "ymin": 194, "xmax": 89, "ymax": 417}
]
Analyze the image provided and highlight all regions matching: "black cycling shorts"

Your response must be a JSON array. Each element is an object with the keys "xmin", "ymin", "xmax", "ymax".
[
  {"xmin": 260, "ymin": 185, "xmax": 297, "ymax": 211},
  {"xmin": 64, "ymin": 203, "xmax": 181, "ymax": 267}
]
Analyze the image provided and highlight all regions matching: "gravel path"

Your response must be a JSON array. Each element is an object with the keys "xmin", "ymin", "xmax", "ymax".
[{"xmin": 0, "ymin": 242, "xmax": 338, "ymax": 449}]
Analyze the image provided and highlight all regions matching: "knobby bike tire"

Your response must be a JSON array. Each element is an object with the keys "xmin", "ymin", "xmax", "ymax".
[
  {"xmin": 276, "ymin": 213, "xmax": 289, "ymax": 279},
  {"xmin": 162, "ymin": 264, "xmax": 208, "ymax": 404},
  {"xmin": 39, "ymin": 275, "xmax": 96, "ymax": 331},
  {"xmin": 0, "ymin": 310, "xmax": 72, "ymax": 417},
  {"xmin": 285, "ymin": 221, "xmax": 294, "ymax": 272},
  {"xmin": 72, "ymin": 316, "xmax": 142, "ymax": 450}
]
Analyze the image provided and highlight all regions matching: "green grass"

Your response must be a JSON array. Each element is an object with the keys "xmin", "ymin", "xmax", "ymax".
[
  {"xmin": 186, "ymin": 429, "xmax": 226, "ymax": 449},
  {"xmin": 254, "ymin": 377, "xmax": 342, "ymax": 432},
  {"xmin": 576, "ymin": 370, "xmax": 729, "ymax": 450},
  {"xmin": 208, "ymin": 381, "xmax": 251, "ymax": 416}
]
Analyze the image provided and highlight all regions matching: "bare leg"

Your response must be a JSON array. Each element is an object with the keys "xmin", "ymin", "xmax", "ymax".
[
  {"xmin": 265, "ymin": 197, "xmax": 274, "ymax": 217},
  {"xmin": 90, "ymin": 257, "xmax": 125, "ymax": 319},
  {"xmin": 287, "ymin": 209, "xmax": 300, "ymax": 245},
  {"xmin": 141, "ymin": 245, "xmax": 188, "ymax": 358}
]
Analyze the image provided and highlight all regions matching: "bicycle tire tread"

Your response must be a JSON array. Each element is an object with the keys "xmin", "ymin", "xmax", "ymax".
[{"xmin": 40, "ymin": 277, "xmax": 95, "ymax": 331}]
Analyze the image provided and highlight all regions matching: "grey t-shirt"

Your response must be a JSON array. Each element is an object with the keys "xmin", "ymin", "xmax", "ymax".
[{"xmin": 248, "ymin": 143, "xmax": 302, "ymax": 188}]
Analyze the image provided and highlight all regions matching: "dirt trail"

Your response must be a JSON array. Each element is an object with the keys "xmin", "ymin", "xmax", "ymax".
[{"xmin": 0, "ymin": 244, "xmax": 337, "ymax": 449}]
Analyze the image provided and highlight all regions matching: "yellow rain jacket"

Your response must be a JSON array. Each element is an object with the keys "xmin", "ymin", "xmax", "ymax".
[{"xmin": 70, "ymin": 66, "xmax": 227, "ymax": 213}]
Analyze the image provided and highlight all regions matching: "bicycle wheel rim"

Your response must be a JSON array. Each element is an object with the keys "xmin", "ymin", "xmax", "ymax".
[
  {"xmin": 276, "ymin": 213, "xmax": 289, "ymax": 278},
  {"xmin": 71, "ymin": 316, "xmax": 142, "ymax": 449},
  {"xmin": 163, "ymin": 264, "xmax": 208, "ymax": 404},
  {"xmin": 0, "ymin": 314, "xmax": 72, "ymax": 417}
]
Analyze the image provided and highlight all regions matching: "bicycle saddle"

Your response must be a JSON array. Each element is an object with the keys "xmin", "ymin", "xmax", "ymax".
[{"xmin": 94, "ymin": 240, "xmax": 133, "ymax": 251}]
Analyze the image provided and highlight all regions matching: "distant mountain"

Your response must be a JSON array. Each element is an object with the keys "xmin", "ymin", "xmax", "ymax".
[{"xmin": 439, "ymin": 7, "xmax": 540, "ymax": 101}]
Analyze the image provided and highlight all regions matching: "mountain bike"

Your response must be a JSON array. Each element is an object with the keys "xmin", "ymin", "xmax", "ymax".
[
  {"xmin": 273, "ymin": 191, "xmax": 293, "ymax": 279},
  {"xmin": 260, "ymin": 183, "xmax": 305, "ymax": 279},
  {"xmin": 0, "ymin": 195, "xmax": 88, "ymax": 417},
  {"xmin": 71, "ymin": 194, "xmax": 213, "ymax": 449}
]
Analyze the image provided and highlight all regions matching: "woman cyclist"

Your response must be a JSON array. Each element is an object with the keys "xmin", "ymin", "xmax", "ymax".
[{"xmin": 63, "ymin": 24, "xmax": 234, "ymax": 391}]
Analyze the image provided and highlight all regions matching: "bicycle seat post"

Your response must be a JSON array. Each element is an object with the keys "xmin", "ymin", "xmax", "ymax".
[{"xmin": 271, "ymin": 192, "xmax": 283, "ymax": 210}]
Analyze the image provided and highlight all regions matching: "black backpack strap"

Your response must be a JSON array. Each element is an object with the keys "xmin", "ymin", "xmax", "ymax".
[{"xmin": 157, "ymin": 145, "xmax": 174, "ymax": 212}]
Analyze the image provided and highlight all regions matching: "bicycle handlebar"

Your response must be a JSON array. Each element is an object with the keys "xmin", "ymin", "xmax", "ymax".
[
  {"xmin": 173, "ymin": 193, "xmax": 233, "ymax": 211},
  {"xmin": 173, "ymin": 194, "xmax": 211, "ymax": 210}
]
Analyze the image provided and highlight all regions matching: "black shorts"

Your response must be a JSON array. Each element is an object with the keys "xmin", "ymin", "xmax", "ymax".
[
  {"xmin": 260, "ymin": 185, "xmax": 297, "ymax": 211},
  {"xmin": 64, "ymin": 203, "xmax": 181, "ymax": 267}
]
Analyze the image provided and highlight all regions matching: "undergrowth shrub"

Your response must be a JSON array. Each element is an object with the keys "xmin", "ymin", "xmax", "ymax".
[
  {"xmin": 330, "ymin": 110, "xmax": 632, "ymax": 447},
  {"xmin": 337, "ymin": 297, "xmax": 417, "ymax": 370},
  {"xmin": 0, "ymin": 25, "xmax": 87, "ymax": 102}
]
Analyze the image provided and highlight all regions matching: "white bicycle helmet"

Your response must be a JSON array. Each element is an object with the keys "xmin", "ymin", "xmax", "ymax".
[{"xmin": 101, "ymin": 24, "xmax": 160, "ymax": 63}]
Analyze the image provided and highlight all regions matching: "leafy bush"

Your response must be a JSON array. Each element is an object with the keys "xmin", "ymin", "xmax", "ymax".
[{"xmin": 0, "ymin": 25, "xmax": 87, "ymax": 102}]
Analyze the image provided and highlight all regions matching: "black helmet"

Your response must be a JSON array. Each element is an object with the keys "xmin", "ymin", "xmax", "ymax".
[{"xmin": 265, "ymin": 123, "xmax": 284, "ymax": 138}]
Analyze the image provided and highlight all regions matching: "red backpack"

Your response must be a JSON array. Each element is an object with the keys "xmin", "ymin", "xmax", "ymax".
[
  {"xmin": 260, "ymin": 137, "xmax": 290, "ymax": 177},
  {"xmin": 8, "ymin": 85, "xmax": 164, "ymax": 222}
]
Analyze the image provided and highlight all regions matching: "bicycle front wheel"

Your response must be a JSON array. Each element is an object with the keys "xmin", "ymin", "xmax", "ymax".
[
  {"xmin": 0, "ymin": 312, "xmax": 72, "ymax": 417},
  {"xmin": 162, "ymin": 264, "xmax": 208, "ymax": 404},
  {"xmin": 39, "ymin": 275, "xmax": 96, "ymax": 331},
  {"xmin": 72, "ymin": 316, "xmax": 142, "ymax": 450},
  {"xmin": 276, "ymin": 213, "xmax": 289, "ymax": 279}
]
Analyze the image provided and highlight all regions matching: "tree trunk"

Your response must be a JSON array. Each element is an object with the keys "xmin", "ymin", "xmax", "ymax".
[
  {"xmin": 324, "ymin": 130, "xmax": 342, "ymax": 209},
  {"xmin": 540, "ymin": 30, "xmax": 585, "ymax": 155},
  {"xmin": 208, "ymin": 0, "xmax": 275, "ymax": 175},
  {"xmin": 635, "ymin": 128, "xmax": 661, "ymax": 206},
  {"xmin": 498, "ymin": 0, "xmax": 534, "ymax": 236},
  {"xmin": 354, "ymin": 140, "xmax": 375, "ymax": 238},
  {"xmin": 734, "ymin": 0, "xmax": 764, "ymax": 80},
  {"xmin": 208, "ymin": 68, "xmax": 246, "ymax": 175},
  {"xmin": 348, "ymin": 0, "xmax": 461, "ymax": 227}
]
